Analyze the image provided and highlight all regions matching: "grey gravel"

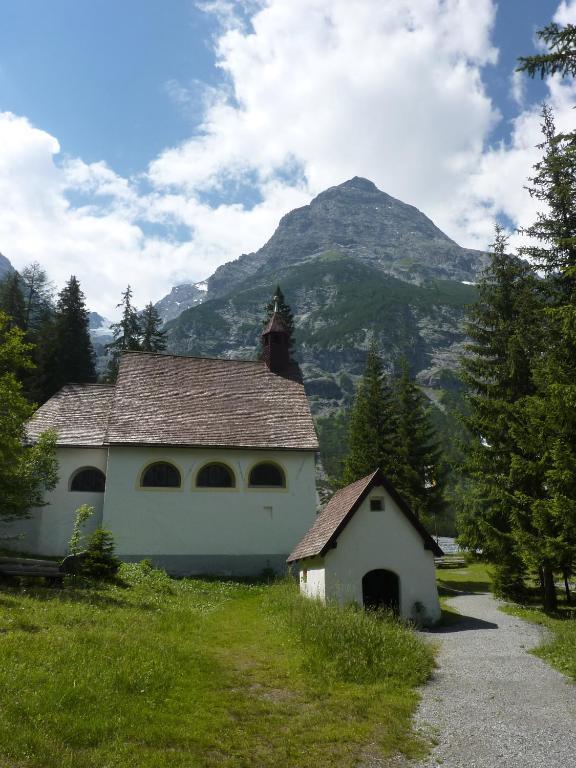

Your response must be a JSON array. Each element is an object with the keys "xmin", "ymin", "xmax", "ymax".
[{"xmin": 409, "ymin": 592, "xmax": 576, "ymax": 768}]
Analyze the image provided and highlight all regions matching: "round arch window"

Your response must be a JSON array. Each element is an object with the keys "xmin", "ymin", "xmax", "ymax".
[
  {"xmin": 70, "ymin": 467, "xmax": 106, "ymax": 492},
  {"xmin": 196, "ymin": 463, "xmax": 235, "ymax": 488},
  {"xmin": 248, "ymin": 463, "xmax": 285, "ymax": 488},
  {"xmin": 141, "ymin": 462, "xmax": 181, "ymax": 488}
]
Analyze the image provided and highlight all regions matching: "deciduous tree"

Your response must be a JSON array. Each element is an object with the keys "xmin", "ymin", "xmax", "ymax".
[{"xmin": 0, "ymin": 311, "xmax": 57, "ymax": 523}]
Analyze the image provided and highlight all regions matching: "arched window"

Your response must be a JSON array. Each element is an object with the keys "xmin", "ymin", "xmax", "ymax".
[
  {"xmin": 248, "ymin": 462, "xmax": 286, "ymax": 488},
  {"xmin": 70, "ymin": 467, "xmax": 106, "ymax": 492},
  {"xmin": 141, "ymin": 462, "xmax": 181, "ymax": 488},
  {"xmin": 196, "ymin": 463, "xmax": 235, "ymax": 488}
]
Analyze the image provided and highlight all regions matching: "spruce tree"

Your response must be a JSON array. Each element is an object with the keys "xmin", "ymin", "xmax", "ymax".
[
  {"xmin": 49, "ymin": 276, "xmax": 96, "ymax": 393},
  {"xmin": 141, "ymin": 302, "xmax": 167, "ymax": 352},
  {"xmin": 459, "ymin": 227, "xmax": 541, "ymax": 600},
  {"xmin": 517, "ymin": 22, "xmax": 576, "ymax": 79},
  {"xmin": 510, "ymin": 108, "xmax": 576, "ymax": 610},
  {"xmin": 393, "ymin": 358, "xmax": 445, "ymax": 528},
  {"xmin": 105, "ymin": 286, "xmax": 142, "ymax": 381},
  {"xmin": 341, "ymin": 345, "xmax": 398, "ymax": 487},
  {"xmin": 0, "ymin": 272, "xmax": 26, "ymax": 330}
]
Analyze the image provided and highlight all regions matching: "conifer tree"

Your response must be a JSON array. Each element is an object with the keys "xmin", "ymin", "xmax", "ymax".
[
  {"xmin": 459, "ymin": 227, "xmax": 541, "ymax": 600},
  {"xmin": 0, "ymin": 272, "xmax": 26, "ymax": 330},
  {"xmin": 393, "ymin": 358, "xmax": 445, "ymax": 527},
  {"xmin": 341, "ymin": 345, "xmax": 398, "ymax": 487},
  {"xmin": 20, "ymin": 262, "xmax": 54, "ymax": 334},
  {"xmin": 141, "ymin": 302, "xmax": 167, "ymax": 352},
  {"xmin": 49, "ymin": 276, "xmax": 96, "ymax": 393},
  {"xmin": 517, "ymin": 22, "xmax": 576, "ymax": 79},
  {"xmin": 105, "ymin": 286, "xmax": 142, "ymax": 381},
  {"xmin": 510, "ymin": 107, "xmax": 576, "ymax": 610}
]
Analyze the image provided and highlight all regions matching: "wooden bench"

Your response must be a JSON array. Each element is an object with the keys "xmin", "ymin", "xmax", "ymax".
[
  {"xmin": 0, "ymin": 553, "xmax": 86, "ymax": 586},
  {"xmin": 435, "ymin": 556, "xmax": 467, "ymax": 569}
]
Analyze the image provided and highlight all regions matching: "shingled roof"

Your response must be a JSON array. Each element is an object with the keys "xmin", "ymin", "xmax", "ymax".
[
  {"xmin": 26, "ymin": 384, "xmax": 114, "ymax": 447},
  {"xmin": 29, "ymin": 352, "xmax": 319, "ymax": 451},
  {"xmin": 287, "ymin": 469, "xmax": 443, "ymax": 562}
]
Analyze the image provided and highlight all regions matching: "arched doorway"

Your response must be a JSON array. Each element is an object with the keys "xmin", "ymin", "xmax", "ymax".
[{"xmin": 362, "ymin": 569, "xmax": 400, "ymax": 614}]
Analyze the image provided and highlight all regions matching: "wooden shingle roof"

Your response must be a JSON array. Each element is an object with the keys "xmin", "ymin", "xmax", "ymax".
[
  {"xmin": 287, "ymin": 469, "xmax": 443, "ymax": 561},
  {"xmin": 26, "ymin": 383, "xmax": 114, "ymax": 447},
  {"xmin": 106, "ymin": 352, "xmax": 318, "ymax": 449},
  {"xmin": 28, "ymin": 352, "xmax": 319, "ymax": 451}
]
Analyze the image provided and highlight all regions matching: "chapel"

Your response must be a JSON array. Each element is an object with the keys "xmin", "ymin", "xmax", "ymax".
[{"xmin": 8, "ymin": 312, "xmax": 319, "ymax": 576}]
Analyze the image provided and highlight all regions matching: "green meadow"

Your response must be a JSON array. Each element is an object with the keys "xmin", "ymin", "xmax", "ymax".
[{"xmin": 0, "ymin": 565, "xmax": 434, "ymax": 768}]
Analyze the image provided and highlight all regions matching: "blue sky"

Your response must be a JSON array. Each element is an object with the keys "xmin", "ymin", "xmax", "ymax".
[{"xmin": 0, "ymin": 0, "xmax": 574, "ymax": 315}]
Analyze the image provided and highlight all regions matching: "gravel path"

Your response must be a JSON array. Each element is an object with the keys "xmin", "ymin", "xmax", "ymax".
[{"xmin": 411, "ymin": 592, "xmax": 576, "ymax": 768}]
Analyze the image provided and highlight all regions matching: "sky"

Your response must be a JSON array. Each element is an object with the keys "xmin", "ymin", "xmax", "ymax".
[{"xmin": 1, "ymin": 0, "xmax": 575, "ymax": 317}]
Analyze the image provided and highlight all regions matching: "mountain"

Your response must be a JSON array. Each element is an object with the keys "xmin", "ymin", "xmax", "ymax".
[
  {"xmin": 88, "ymin": 312, "xmax": 114, "ymax": 374},
  {"xmin": 154, "ymin": 281, "xmax": 207, "ymax": 324},
  {"xmin": 0, "ymin": 252, "xmax": 13, "ymax": 278},
  {"xmin": 206, "ymin": 177, "xmax": 486, "ymax": 299},
  {"xmin": 164, "ymin": 178, "xmax": 483, "ymax": 407}
]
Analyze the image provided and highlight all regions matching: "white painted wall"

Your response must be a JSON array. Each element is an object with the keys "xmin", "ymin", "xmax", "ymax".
[
  {"xmin": 1, "ymin": 447, "xmax": 108, "ymax": 556},
  {"xmin": 299, "ymin": 557, "xmax": 325, "ymax": 600},
  {"xmin": 102, "ymin": 446, "xmax": 317, "ymax": 560},
  {"xmin": 296, "ymin": 487, "xmax": 441, "ymax": 624}
]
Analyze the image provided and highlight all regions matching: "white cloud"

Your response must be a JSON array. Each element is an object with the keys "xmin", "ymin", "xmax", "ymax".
[
  {"xmin": 1, "ymin": 0, "xmax": 575, "ymax": 318},
  {"xmin": 554, "ymin": 1, "xmax": 576, "ymax": 25},
  {"xmin": 0, "ymin": 112, "xmax": 306, "ymax": 316}
]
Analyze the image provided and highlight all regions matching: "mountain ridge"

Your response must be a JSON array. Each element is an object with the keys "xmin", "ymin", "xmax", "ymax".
[{"xmin": 204, "ymin": 177, "xmax": 487, "ymax": 300}]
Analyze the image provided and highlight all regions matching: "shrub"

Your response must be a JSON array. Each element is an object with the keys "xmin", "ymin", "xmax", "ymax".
[
  {"xmin": 119, "ymin": 560, "xmax": 175, "ymax": 594},
  {"xmin": 79, "ymin": 528, "xmax": 121, "ymax": 581},
  {"xmin": 68, "ymin": 504, "xmax": 94, "ymax": 555}
]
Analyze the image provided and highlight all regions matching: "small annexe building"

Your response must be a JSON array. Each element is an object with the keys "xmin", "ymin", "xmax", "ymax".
[{"xmin": 288, "ymin": 469, "xmax": 443, "ymax": 624}]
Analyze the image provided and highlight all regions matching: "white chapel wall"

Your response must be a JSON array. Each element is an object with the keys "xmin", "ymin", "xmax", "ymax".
[
  {"xmin": 101, "ymin": 446, "xmax": 318, "ymax": 574},
  {"xmin": 2, "ymin": 447, "xmax": 107, "ymax": 556}
]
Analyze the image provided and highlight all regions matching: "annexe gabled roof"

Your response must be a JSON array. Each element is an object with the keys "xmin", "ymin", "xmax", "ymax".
[
  {"xmin": 26, "ymin": 383, "xmax": 115, "ymax": 447},
  {"xmin": 287, "ymin": 468, "xmax": 443, "ymax": 562},
  {"xmin": 28, "ymin": 351, "xmax": 319, "ymax": 451}
]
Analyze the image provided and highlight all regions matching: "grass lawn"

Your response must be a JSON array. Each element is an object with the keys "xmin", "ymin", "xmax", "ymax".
[
  {"xmin": 0, "ymin": 564, "xmax": 435, "ymax": 768},
  {"xmin": 436, "ymin": 560, "xmax": 492, "ymax": 596},
  {"xmin": 501, "ymin": 604, "xmax": 576, "ymax": 681}
]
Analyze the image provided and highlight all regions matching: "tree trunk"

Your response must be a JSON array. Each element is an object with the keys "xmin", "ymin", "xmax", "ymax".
[
  {"xmin": 542, "ymin": 565, "xmax": 558, "ymax": 613},
  {"xmin": 563, "ymin": 568, "xmax": 572, "ymax": 605}
]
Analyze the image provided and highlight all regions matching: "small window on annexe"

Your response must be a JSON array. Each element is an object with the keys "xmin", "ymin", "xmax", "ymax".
[
  {"xmin": 196, "ymin": 463, "xmax": 235, "ymax": 488},
  {"xmin": 70, "ymin": 467, "xmax": 106, "ymax": 492},
  {"xmin": 248, "ymin": 463, "xmax": 285, "ymax": 488},
  {"xmin": 141, "ymin": 462, "xmax": 181, "ymax": 488}
]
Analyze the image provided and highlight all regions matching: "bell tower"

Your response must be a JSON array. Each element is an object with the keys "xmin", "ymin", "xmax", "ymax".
[{"xmin": 261, "ymin": 295, "xmax": 291, "ymax": 375}]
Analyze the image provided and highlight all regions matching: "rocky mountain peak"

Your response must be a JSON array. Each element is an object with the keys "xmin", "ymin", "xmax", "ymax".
[
  {"xmin": 206, "ymin": 178, "xmax": 487, "ymax": 299},
  {"xmin": 154, "ymin": 281, "xmax": 208, "ymax": 324},
  {"xmin": 0, "ymin": 252, "xmax": 13, "ymax": 278}
]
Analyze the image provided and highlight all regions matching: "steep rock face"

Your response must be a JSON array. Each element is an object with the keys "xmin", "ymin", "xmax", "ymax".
[
  {"xmin": 0, "ymin": 252, "xmax": 13, "ymax": 278},
  {"xmin": 154, "ymin": 281, "xmax": 207, "ymax": 324},
  {"xmin": 206, "ymin": 177, "xmax": 487, "ymax": 299},
  {"xmin": 166, "ymin": 252, "xmax": 477, "ymax": 416}
]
